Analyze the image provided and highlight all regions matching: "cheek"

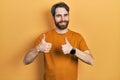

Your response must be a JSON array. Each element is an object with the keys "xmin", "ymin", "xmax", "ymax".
[
  {"xmin": 65, "ymin": 16, "xmax": 69, "ymax": 21},
  {"xmin": 55, "ymin": 17, "xmax": 61, "ymax": 23}
]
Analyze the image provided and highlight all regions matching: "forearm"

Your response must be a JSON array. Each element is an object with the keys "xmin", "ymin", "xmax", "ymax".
[
  {"xmin": 23, "ymin": 47, "xmax": 40, "ymax": 65},
  {"xmin": 75, "ymin": 48, "xmax": 94, "ymax": 65}
]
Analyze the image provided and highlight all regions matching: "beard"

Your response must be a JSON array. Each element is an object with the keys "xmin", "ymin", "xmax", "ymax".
[{"xmin": 54, "ymin": 20, "xmax": 69, "ymax": 30}]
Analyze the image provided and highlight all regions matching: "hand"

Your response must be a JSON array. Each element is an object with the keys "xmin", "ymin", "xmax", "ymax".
[
  {"xmin": 62, "ymin": 37, "xmax": 73, "ymax": 54},
  {"xmin": 36, "ymin": 34, "xmax": 52, "ymax": 53}
]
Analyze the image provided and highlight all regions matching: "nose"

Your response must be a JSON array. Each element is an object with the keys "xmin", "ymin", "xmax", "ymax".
[{"xmin": 61, "ymin": 16, "xmax": 65, "ymax": 21}]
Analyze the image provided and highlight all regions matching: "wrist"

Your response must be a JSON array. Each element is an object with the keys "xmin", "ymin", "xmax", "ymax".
[
  {"xmin": 35, "ymin": 46, "xmax": 40, "ymax": 53},
  {"xmin": 70, "ymin": 48, "xmax": 76, "ymax": 55}
]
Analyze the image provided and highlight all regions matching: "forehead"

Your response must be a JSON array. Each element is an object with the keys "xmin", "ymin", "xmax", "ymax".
[{"xmin": 55, "ymin": 7, "xmax": 68, "ymax": 15}]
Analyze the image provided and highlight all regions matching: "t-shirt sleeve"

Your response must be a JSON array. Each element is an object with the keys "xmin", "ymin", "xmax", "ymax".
[
  {"xmin": 78, "ymin": 34, "xmax": 89, "ymax": 51},
  {"xmin": 34, "ymin": 33, "xmax": 44, "ymax": 47}
]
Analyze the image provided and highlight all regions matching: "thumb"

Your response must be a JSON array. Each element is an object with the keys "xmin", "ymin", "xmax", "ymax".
[
  {"xmin": 65, "ymin": 37, "xmax": 70, "ymax": 44},
  {"xmin": 41, "ymin": 34, "xmax": 46, "ymax": 43}
]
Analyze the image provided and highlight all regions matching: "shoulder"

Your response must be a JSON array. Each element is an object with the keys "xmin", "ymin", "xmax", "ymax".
[
  {"xmin": 34, "ymin": 29, "xmax": 55, "ymax": 47},
  {"xmin": 35, "ymin": 29, "xmax": 55, "ymax": 43},
  {"xmin": 69, "ymin": 29, "xmax": 83, "ymax": 38},
  {"xmin": 44, "ymin": 29, "xmax": 55, "ymax": 35},
  {"xmin": 37, "ymin": 29, "xmax": 55, "ymax": 37}
]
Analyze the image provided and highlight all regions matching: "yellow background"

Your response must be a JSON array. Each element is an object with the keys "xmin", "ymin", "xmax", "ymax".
[{"xmin": 0, "ymin": 0, "xmax": 120, "ymax": 80}]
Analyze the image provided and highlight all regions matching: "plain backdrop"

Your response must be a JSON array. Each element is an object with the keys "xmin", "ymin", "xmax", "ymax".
[{"xmin": 0, "ymin": 0, "xmax": 120, "ymax": 80}]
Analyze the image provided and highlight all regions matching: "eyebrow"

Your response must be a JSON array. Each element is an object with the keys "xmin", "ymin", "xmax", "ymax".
[
  {"xmin": 56, "ymin": 13, "xmax": 68, "ymax": 16},
  {"xmin": 64, "ymin": 13, "xmax": 68, "ymax": 16}
]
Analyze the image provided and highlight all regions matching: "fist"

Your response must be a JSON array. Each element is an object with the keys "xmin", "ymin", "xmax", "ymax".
[
  {"xmin": 36, "ymin": 34, "xmax": 52, "ymax": 53},
  {"xmin": 62, "ymin": 37, "xmax": 73, "ymax": 54}
]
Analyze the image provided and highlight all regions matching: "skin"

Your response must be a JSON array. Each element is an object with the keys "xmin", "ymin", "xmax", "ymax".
[
  {"xmin": 23, "ymin": 7, "xmax": 94, "ymax": 65},
  {"xmin": 54, "ymin": 7, "xmax": 69, "ymax": 30}
]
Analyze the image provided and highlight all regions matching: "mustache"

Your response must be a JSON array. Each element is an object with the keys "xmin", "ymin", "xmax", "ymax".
[{"xmin": 59, "ymin": 20, "xmax": 68, "ymax": 23}]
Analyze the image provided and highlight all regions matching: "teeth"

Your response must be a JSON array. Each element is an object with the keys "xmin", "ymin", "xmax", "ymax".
[
  {"xmin": 61, "ymin": 23, "xmax": 65, "ymax": 25},
  {"xmin": 61, "ymin": 22, "xmax": 66, "ymax": 24}
]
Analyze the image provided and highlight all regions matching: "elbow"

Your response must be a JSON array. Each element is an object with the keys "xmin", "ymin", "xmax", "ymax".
[
  {"xmin": 23, "ymin": 61, "xmax": 29, "ymax": 65},
  {"xmin": 87, "ymin": 53, "xmax": 94, "ymax": 66},
  {"xmin": 80, "ymin": 58, "xmax": 94, "ymax": 66},
  {"xmin": 87, "ymin": 58, "xmax": 94, "ymax": 66},
  {"xmin": 89, "ymin": 59, "xmax": 94, "ymax": 66},
  {"xmin": 81, "ymin": 56, "xmax": 94, "ymax": 66},
  {"xmin": 23, "ymin": 59, "xmax": 32, "ymax": 65}
]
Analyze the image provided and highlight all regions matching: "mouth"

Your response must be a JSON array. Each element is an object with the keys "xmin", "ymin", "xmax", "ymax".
[
  {"xmin": 59, "ymin": 21, "xmax": 67, "ymax": 25},
  {"xmin": 60, "ymin": 22, "xmax": 66, "ymax": 25}
]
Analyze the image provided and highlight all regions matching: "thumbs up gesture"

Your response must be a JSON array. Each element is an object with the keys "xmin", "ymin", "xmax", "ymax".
[
  {"xmin": 36, "ymin": 34, "xmax": 52, "ymax": 53},
  {"xmin": 62, "ymin": 38, "xmax": 73, "ymax": 54}
]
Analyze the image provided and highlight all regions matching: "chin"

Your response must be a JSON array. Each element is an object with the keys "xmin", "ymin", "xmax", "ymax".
[
  {"xmin": 57, "ymin": 25, "xmax": 65, "ymax": 28},
  {"xmin": 55, "ymin": 23, "xmax": 69, "ymax": 30}
]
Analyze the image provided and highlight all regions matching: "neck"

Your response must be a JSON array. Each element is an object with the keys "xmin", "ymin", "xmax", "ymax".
[{"xmin": 55, "ymin": 28, "xmax": 68, "ymax": 34}]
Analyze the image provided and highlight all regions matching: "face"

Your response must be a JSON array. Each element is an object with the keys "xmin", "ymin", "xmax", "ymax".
[{"xmin": 54, "ymin": 7, "xmax": 69, "ymax": 30}]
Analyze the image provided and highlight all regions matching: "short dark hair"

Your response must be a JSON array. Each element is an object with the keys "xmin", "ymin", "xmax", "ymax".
[{"xmin": 51, "ymin": 2, "xmax": 69, "ymax": 16}]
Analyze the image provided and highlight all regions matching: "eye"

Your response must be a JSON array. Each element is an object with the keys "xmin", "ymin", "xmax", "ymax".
[
  {"xmin": 64, "ymin": 14, "xmax": 68, "ymax": 17},
  {"xmin": 56, "ymin": 14, "xmax": 61, "ymax": 17}
]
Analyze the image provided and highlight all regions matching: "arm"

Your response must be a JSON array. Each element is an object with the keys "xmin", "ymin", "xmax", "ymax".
[
  {"xmin": 62, "ymin": 37, "xmax": 94, "ymax": 65},
  {"xmin": 23, "ymin": 34, "xmax": 52, "ymax": 65},
  {"xmin": 23, "ymin": 47, "xmax": 40, "ymax": 65},
  {"xmin": 75, "ymin": 49, "xmax": 94, "ymax": 65}
]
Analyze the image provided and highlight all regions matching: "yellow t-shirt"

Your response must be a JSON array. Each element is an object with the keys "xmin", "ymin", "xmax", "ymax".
[{"xmin": 35, "ymin": 29, "xmax": 89, "ymax": 80}]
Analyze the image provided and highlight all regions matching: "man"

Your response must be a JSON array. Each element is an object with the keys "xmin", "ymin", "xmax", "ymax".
[{"xmin": 23, "ymin": 2, "xmax": 94, "ymax": 80}]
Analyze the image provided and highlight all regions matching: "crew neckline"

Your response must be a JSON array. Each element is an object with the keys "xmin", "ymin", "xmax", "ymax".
[{"xmin": 54, "ymin": 29, "xmax": 70, "ymax": 35}]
